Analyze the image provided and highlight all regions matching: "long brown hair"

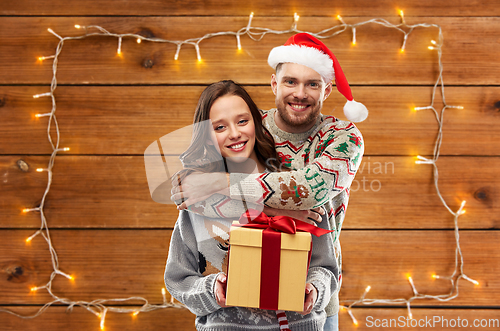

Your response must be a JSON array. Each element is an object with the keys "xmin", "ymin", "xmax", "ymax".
[{"xmin": 179, "ymin": 80, "xmax": 282, "ymax": 175}]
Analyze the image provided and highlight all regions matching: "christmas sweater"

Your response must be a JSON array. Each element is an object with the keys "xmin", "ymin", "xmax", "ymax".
[
  {"xmin": 164, "ymin": 210, "xmax": 338, "ymax": 331},
  {"xmin": 186, "ymin": 108, "xmax": 364, "ymax": 316}
]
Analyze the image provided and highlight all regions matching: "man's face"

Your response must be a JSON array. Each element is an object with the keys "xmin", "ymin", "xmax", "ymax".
[{"xmin": 271, "ymin": 63, "xmax": 332, "ymax": 133}]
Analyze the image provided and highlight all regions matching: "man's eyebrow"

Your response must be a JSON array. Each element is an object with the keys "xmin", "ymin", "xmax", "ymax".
[
  {"xmin": 280, "ymin": 76, "xmax": 323, "ymax": 85},
  {"xmin": 280, "ymin": 75, "xmax": 296, "ymax": 81}
]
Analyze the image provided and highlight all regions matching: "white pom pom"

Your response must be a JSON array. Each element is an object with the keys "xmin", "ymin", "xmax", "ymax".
[{"xmin": 343, "ymin": 100, "xmax": 368, "ymax": 122}]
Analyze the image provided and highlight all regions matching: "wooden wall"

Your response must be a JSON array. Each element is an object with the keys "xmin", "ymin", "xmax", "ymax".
[{"xmin": 1, "ymin": 1, "xmax": 499, "ymax": 330}]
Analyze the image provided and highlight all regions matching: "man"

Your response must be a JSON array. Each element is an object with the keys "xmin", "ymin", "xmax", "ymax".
[{"xmin": 172, "ymin": 33, "xmax": 367, "ymax": 330}]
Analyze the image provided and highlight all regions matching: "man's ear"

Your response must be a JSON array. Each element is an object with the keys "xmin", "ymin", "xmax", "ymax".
[
  {"xmin": 271, "ymin": 74, "xmax": 278, "ymax": 95},
  {"xmin": 323, "ymin": 82, "xmax": 333, "ymax": 101}
]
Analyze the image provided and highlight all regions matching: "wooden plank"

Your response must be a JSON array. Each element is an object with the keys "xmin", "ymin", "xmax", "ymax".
[
  {"xmin": 339, "ymin": 230, "xmax": 498, "ymax": 306},
  {"xmin": 1, "ymin": 86, "xmax": 499, "ymax": 156},
  {"xmin": 0, "ymin": 306, "xmax": 196, "ymax": 331},
  {"xmin": 0, "ymin": 230, "xmax": 498, "ymax": 306},
  {"xmin": 1, "ymin": 17, "xmax": 499, "ymax": 85},
  {"xmin": 3, "ymin": 306, "xmax": 499, "ymax": 331},
  {"xmin": 2, "ymin": 0, "xmax": 499, "ymax": 17},
  {"xmin": 1, "ymin": 155, "xmax": 498, "ymax": 229},
  {"xmin": 1, "ymin": 307, "xmax": 499, "ymax": 331}
]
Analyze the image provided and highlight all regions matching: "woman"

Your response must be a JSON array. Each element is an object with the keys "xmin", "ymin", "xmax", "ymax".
[{"xmin": 165, "ymin": 80, "xmax": 338, "ymax": 331}]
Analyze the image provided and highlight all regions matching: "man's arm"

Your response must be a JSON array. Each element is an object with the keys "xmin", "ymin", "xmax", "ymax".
[
  {"xmin": 230, "ymin": 126, "xmax": 364, "ymax": 210},
  {"xmin": 172, "ymin": 124, "xmax": 363, "ymax": 211}
]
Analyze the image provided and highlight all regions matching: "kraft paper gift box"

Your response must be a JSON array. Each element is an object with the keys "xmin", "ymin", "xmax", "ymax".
[{"xmin": 225, "ymin": 220, "xmax": 312, "ymax": 312}]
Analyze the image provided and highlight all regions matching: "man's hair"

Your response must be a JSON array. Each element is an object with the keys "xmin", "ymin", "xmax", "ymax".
[{"xmin": 275, "ymin": 63, "xmax": 284, "ymax": 77}]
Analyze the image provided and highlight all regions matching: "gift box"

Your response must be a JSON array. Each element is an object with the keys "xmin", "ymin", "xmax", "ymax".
[{"xmin": 225, "ymin": 216, "xmax": 312, "ymax": 311}]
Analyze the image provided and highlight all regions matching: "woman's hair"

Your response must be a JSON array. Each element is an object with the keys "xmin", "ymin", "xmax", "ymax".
[{"xmin": 178, "ymin": 80, "xmax": 283, "ymax": 175}]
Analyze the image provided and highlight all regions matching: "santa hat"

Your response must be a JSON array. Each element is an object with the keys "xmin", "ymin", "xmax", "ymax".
[{"xmin": 268, "ymin": 33, "xmax": 368, "ymax": 122}]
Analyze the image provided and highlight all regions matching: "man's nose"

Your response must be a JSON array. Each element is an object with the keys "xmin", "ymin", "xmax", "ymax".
[{"xmin": 293, "ymin": 84, "xmax": 308, "ymax": 99}]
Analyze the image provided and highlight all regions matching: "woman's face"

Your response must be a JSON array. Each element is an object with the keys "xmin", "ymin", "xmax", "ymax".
[{"xmin": 209, "ymin": 95, "xmax": 258, "ymax": 164}]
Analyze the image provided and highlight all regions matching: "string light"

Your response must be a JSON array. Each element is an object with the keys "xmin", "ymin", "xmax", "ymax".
[
  {"xmin": 352, "ymin": 27, "xmax": 357, "ymax": 45},
  {"xmin": 33, "ymin": 92, "xmax": 51, "ymax": 99},
  {"xmin": 4, "ymin": 12, "xmax": 478, "ymax": 329},
  {"xmin": 161, "ymin": 288, "xmax": 167, "ymax": 303},
  {"xmin": 117, "ymin": 37, "xmax": 122, "ymax": 54},
  {"xmin": 136, "ymin": 38, "xmax": 141, "ymax": 44}
]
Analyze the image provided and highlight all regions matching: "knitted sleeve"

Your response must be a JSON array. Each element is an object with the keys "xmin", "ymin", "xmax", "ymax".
[
  {"xmin": 186, "ymin": 193, "xmax": 263, "ymax": 219},
  {"xmin": 229, "ymin": 126, "xmax": 364, "ymax": 210},
  {"xmin": 164, "ymin": 211, "xmax": 222, "ymax": 317},
  {"xmin": 306, "ymin": 214, "xmax": 339, "ymax": 311}
]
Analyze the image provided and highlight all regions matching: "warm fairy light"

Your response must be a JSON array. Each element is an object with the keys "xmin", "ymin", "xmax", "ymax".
[
  {"xmin": 26, "ymin": 237, "xmax": 32, "ymax": 243},
  {"xmin": 365, "ymin": 286, "xmax": 371, "ymax": 293},
  {"xmin": 75, "ymin": 25, "xmax": 81, "ymax": 29},
  {"xmin": 337, "ymin": 15, "xmax": 342, "ymax": 20},
  {"xmin": 408, "ymin": 311, "xmax": 413, "ymax": 319},
  {"xmin": 30, "ymin": 286, "xmax": 38, "ymax": 292},
  {"xmin": 294, "ymin": 13, "xmax": 300, "ymax": 22},
  {"xmin": 399, "ymin": 10, "xmax": 404, "ymax": 18},
  {"xmin": 36, "ymin": 168, "xmax": 44, "ymax": 172},
  {"xmin": 352, "ymin": 27, "xmax": 357, "ymax": 45},
  {"xmin": 23, "ymin": 208, "xmax": 30, "ymax": 213},
  {"xmin": 33, "ymin": 92, "xmax": 51, "ymax": 99},
  {"xmin": 69, "ymin": 275, "xmax": 75, "ymax": 281},
  {"xmin": 428, "ymin": 46, "xmax": 435, "ymax": 50},
  {"xmin": 117, "ymin": 37, "xmax": 122, "ymax": 55},
  {"xmin": 400, "ymin": 48, "xmax": 405, "ymax": 53},
  {"xmin": 132, "ymin": 311, "xmax": 139, "ymax": 317},
  {"xmin": 100, "ymin": 310, "xmax": 107, "ymax": 330},
  {"xmin": 432, "ymin": 274, "xmax": 439, "ymax": 279},
  {"xmin": 250, "ymin": 12, "xmax": 254, "ymax": 18},
  {"xmin": 406, "ymin": 273, "xmax": 412, "ymax": 280},
  {"xmin": 236, "ymin": 34, "xmax": 242, "ymax": 51},
  {"xmin": 431, "ymin": 40, "xmax": 437, "ymax": 45},
  {"xmin": 38, "ymin": 56, "xmax": 45, "ymax": 61},
  {"xmin": 63, "ymin": 147, "xmax": 70, "ymax": 151},
  {"xmin": 136, "ymin": 38, "xmax": 142, "ymax": 44}
]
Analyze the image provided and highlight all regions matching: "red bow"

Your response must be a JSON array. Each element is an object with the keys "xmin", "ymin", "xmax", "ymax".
[{"xmin": 237, "ymin": 209, "xmax": 333, "ymax": 237}]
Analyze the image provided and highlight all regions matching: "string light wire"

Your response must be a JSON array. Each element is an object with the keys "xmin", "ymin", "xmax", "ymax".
[{"xmin": 3, "ymin": 11, "xmax": 477, "ymax": 328}]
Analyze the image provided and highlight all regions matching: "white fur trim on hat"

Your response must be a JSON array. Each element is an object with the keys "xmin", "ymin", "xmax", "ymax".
[
  {"xmin": 268, "ymin": 44, "xmax": 335, "ymax": 82},
  {"xmin": 344, "ymin": 100, "xmax": 369, "ymax": 123}
]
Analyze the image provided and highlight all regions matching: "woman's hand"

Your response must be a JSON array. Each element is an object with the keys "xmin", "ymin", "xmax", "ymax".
[
  {"xmin": 300, "ymin": 283, "xmax": 318, "ymax": 315},
  {"xmin": 263, "ymin": 206, "xmax": 324, "ymax": 225},
  {"xmin": 214, "ymin": 273, "xmax": 228, "ymax": 307},
  {"xmin": 171, "ymin": 172, "xmax": 230, "ymax": 209}
]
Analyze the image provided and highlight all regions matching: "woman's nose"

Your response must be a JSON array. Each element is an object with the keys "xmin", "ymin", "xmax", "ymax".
[{"xmin": 228, "ymin": 125, "xmax": 242, "ymax": 139}]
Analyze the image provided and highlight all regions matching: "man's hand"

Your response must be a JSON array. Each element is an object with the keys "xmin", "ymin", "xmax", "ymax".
[
  {"xmin": 171, "ymin": 172, "xmax": 230, "ymax": 209},
  {"xmin": 300, "ymin": 283, "xmax": 318, "ymax": 315},
  {"xmin": 214, "ymin": 273, "xmax": 228, "ymax": 307},
  {"xmin": 263, "ymin": 206, "xmax": 324, "ymax": 225}
]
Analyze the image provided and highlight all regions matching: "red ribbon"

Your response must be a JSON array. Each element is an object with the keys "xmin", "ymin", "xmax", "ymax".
[
  {"xmin": 237, "ymin": 209, "xmax": 333, "ymax": 237},
  {"xmin": 233, "ymin": 209, "xmax": 332, "ymax": 310}
]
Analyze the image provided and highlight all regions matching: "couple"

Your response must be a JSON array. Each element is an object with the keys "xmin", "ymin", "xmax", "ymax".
[{"xmin": 164, "ymin": 33, "xmax": 366, "ymax": 331}]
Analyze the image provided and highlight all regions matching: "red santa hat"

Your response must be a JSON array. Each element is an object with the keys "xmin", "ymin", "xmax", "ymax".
[{"xmin": 268, "ymin": 33, "xmax": 368, "ymax": 123}]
